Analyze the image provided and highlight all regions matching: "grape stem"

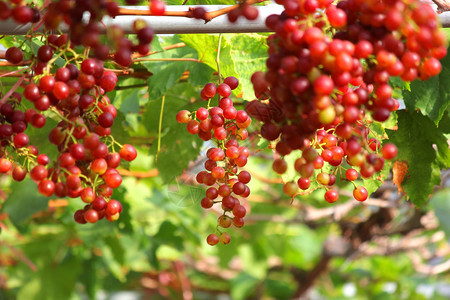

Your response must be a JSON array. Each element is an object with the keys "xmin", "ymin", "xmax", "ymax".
[
  {"xmin": 0, "ymin": 241, "xmax": 37, "ymax": 272},
  {"xmin": 432, "ymin": 0, "xmax": 450, "ymax": 12},
  {"xmin": 0, "ymin": 74, "xmax": 26, "ymax": 105},
  {"xmin": 114, "ymin": 83, "xmax": 148, "ymax": 90},
  {"xmin": 49, "ymin": 107, "xmax": 72, "ymax": 124},
  {"xmin": 0, "ymin": 59, "xmax": 32, "ymax": 66},
  {"xmin": 133, "ymin": 57, "xmax": 201, "ymax": 62},
  {"xmin": 156, "ymin": 95, "xmax": 166, "ymax": 162},
  {"xmin": 0, "ymin": 66, "xmax": 31, "ymax": 79},
  {"xmin": 216, "ymin": 34, "xmax": 223, "ymax": 84}
]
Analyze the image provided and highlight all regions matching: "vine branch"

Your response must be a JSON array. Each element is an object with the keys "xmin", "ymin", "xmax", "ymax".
[
  {"xmin": 432, "ymin": 0, "xmax": 450, "ymax": 12},
  {"xmin": 117, "ymin": 0, "xmax": 265, "ymax": 23},
  {"xmin": 0, "ymin": 241, "xmax": 38, "ymax": 272},
  {"xmin": 116, "ymin": 168, "xmax": 159, "ymax": 178}
]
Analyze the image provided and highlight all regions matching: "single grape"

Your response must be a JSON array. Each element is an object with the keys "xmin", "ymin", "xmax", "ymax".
[
  {"xmin": 324, "ymin": 190, "xmax": 339, "ymax": 203},
  {"xmin": 353, "ymin": 186, "xmax": 368, "ymax": 202},
  {"xmin": 206, "ymin": 234, "xmax": 219, "ymax": 246}
]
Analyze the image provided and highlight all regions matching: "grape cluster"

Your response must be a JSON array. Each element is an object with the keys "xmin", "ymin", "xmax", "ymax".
[
  {"xmin": 1, "ymin": 56, "xmax": 138, "ymax": 223},
  {"xmin": 0, "ymin": 1, "xmax": 160, "ymax": 223},
  {"xmin": 246, "ymin": 0, "xmax": 445, "ymax": 203},
  {"xmin": 3, "ymin": 0, "xmax": 158, "ymax": 67},
  {"xmin": 176, "ymin": 78, "xmax": 251, "ymax": 245},
  {"xmin": 0, "ymin": 1, "xmax": 40, "ymax": 25}
]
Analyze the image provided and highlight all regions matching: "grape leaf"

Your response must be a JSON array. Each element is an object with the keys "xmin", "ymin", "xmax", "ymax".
[
  {"xmin": 179, "ymin": 34, "xmax": 241, "ymax": 93},
  {"xmin": 231, "ymin": 272, "xmax": 260, "ymax": 300},
  {"xmin": 146, "ymin": 62, "xmax": 188, "ymax": 99},
  {"xmin": 402, "ymin": 48, "xmax": 450, "ymax": 124},
  {"xmin": 443, "ymin": 28, "xmax": 450, "ymax": 41},
  {"xmin": 390, "ymin": 76, "xmax": 410, "ymax": 91},
  {"xmin": 79, "ymin": 257, "xmax": 99, "ymax": 300},
  {"xmin": 280, "ymin": 151, "xmax": 301, "ymax": 184},
  {"xmin": 141, "ymin": 35, "xmax": 213, "ymax": 99},
  {"xmin": 26, "ymin": 116, "xmax": 59, "ymax": 159},
  {"xmin": 185, "ymin": 62, "xmax": 215, "ymax": 87},
  {"xmin": 362, "ymin": 160, "xmax": 390, "ymax": 196},
  {"xmin": 229, "ymin": 34, "xmax": 268, "ymax": 100},
  {"xmin": 110, "ymin": 110, "xmax": 131, "ymax": 147},
  {"xmin": 149, "ymin": 34, "xmax": 164, "ymax": 52},
  {"xmin": 112, "ymin": 78, "xmax": 147, "ymax": 114},
  {"xmin": 100, "ymin": 242, "xmax": 126, "ymax": 282},
  {"xmin": 0, "ymin": 35, "xmax": 25, "ymax": 49},
  {"xmin": 75, "ymin": 220, "xmax": 117, "ymax": 245},
  {"xmin": 143, "ymin": 82, "xmax": 203, "ymax": 183},
  {"xmin": 17, "ymin": 255, "xmax": 81, "ymax": 300},
  {"xmin": 153, "ymin": 221, "xmax": 184, "ymax": 250},
  {"xmin": 429, "ymin": 188, "xmax": 450, "ymax": 238},
  {"xmin": 103, "ymin": 235, "xmax": 126, "ymax": 265},
  {"xmin": 386, "ymin": 110, "xmax": 450, "ymax": 206},
  {"xmin": 438, "ymin": 109, "xmax": 450, "ymax": 134},
  {"xmin": 2, "ymin": 179, "xmax": 49, "ymax": 226}
]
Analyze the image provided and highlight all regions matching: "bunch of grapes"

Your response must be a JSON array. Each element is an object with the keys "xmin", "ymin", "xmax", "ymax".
[
  {"xmin": 246, "ymin": 0, "xmax": 446, "ymax": 203},
  {"xmin": 0, "ymin": 0, "xmax": 163, "ymax": 223},
  {"xmin": 1, "ymin": 56, "xmax": 138, "ymax": 223},
  {"xmin": 176, "ymin": 77, "xmax": 252, "ymax": 245},
  {"xmin": 0, "ymin": 0, "xmax": 40, "ymax": 25},
  {"xmin": 3, "ymin": 0, "xmax": 158, "ymax": 67}
]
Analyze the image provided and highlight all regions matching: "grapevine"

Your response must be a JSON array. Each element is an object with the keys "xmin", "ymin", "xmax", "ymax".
[
  {"xmin": 0, "ymin": 0, "xmax": 447, "ymax": 246},
  {"xmin": 1, "ymin": 1, "xmax": 449, "ymax": 299}
]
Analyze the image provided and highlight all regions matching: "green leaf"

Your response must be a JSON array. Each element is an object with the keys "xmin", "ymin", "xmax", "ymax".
[
  {"xmin": 101, "ymin": 245, "xmax": 126, "ymax": 282},
  {"xmin": 185, "ymin": 62, "xmax": 214, "ymax": 87},
  {"xmin": 229, "ymin": 34, "xmax": 268, "ymax": 100},
  {"xmin": 362, "ymin": 160, "xmax": 390, "ymax": 196},
  {"xmin": 442, "ymin": 28, "xmax": 450, "ymax": 41},
  {"xmin": 17, "ymin": 255, "xmax": 81, "ymax": 300},
  {"xmin": 153, "ymin": 221, "xmax": 184, "ymax": 250},
  {"xmin": 103, "ymin": 235, "xmax": 126, "ymax": 265},
  {"xmin": 280, "ymin": 151, "xmax": 301, "ymax": 184},
  {"xmin": 112, "ymin": 78, "xmax": 147, "ymax": 114},
  {"xmin": 141, "ymin": 35, "xmax": 212, "ymax": 99},
  {"xmin": 264, "ymin": 273, "xmax": 296, "ymax": 299},
  {"xmin": 438, "ymin": 109, "xmax": 450, "ymax": 134},
  {"xmin": 144, "ymin": 60, "xmax": 212, "ymax": 99},
  {"xmin": 26, "ymin": 116, "xmax": 59, "ymax": 159},
  {"xmin": 390, "ymin": 76, "xmax": 410, "ymax": 91},
  {"xmin": 149, "ymin": 35, "xmax": 164, "ymax": 52},
  {"xmin": 143, "ymin": 82, "xmax": 203, "ymax": 183},
  {"xmin": 429, "ymin": 188, "xmax": 450, "ymax": 238},
  {"xmin": 180, "ymin": 34, "xmax": 241, "ymax": 93},
  {"xmin": 230, "ymin": 272, "xmax": 259, "ymax": 300},
  {"xmin": 403, "ymin": 48, "xmax": 450, "ymax": 124},
  {"xmin": 2, "ymin": 179, "xmax": 49, "ymax": 226},
  {"xmin": 110, "ymin": 110, "xmax": 130, "ymax": 146},
  {"xmin": 146, "ymin": 62, "xmax": 189, "ymax": 99},
  {"xmin": 0, "ymin": 35, "xmax": 25, "ymax": 49},
  {"xmin": 75, "ymin": 219, "xmax": 117, "ymax": 245},
  {"xmin": 79, "ymin": 257, "xmax": 99, "ymax": 300},
  {"xmin": 237, "ymin": 244, "xmax": 267, "ymax": 279},
  {"xmin": 386, "ymin": 110, "xmax": 450, "ymax": 206}
]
